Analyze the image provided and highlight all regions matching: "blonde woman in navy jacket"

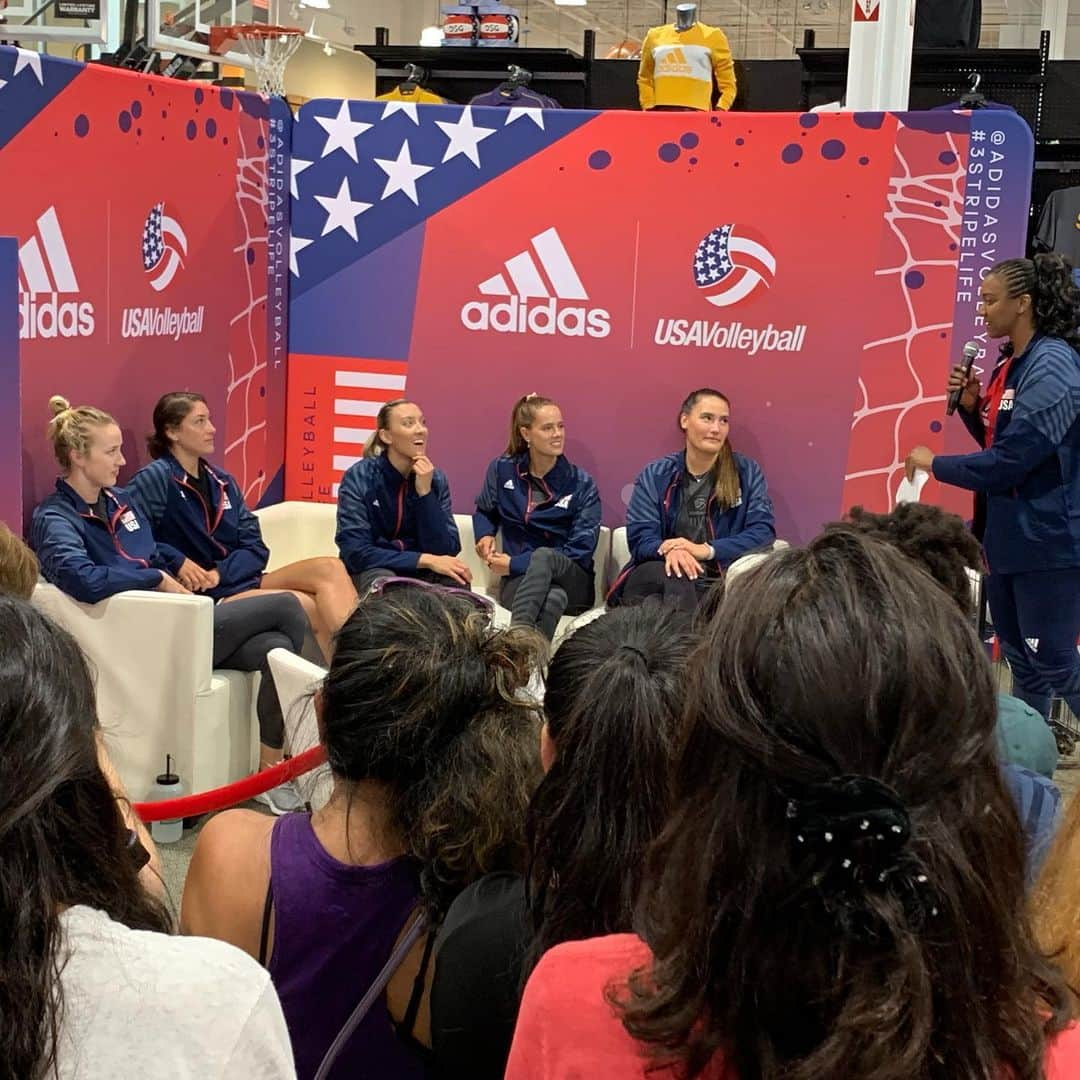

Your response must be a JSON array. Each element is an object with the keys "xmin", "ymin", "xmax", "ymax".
[
  {"xmin": 474, "ymin": 394, "xmax": 601, "ymax": 640},
  {"xmin": 128, "ymin": 391, "xmax": 356, "ymax": 659}
]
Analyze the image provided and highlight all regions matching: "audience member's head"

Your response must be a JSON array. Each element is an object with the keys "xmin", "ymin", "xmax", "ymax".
[
  {"xmin": 321, "ymin": 583, "xmax": 544, "ymax": 916},
  {"xmin": 1033, "ymin": 793, "xmax": 1080, "ymax": 992},
  {"xmin": 826, "ymin": 502, "xmax": 983, "ymax": 617},
  {"xmin": 619, "ymin": 530, "xmax": 1068, "ymax": 1079},
  {"xmin": 525, "ymin": 602, "xmax": 694, "ymax": 975},
  {"xmin": 0, "ymin": 598, "xmax": 170, "ymax": 1077},
  {"xmin": 0, "ymin": 523, "xmax": 38, "ymax": 600}
]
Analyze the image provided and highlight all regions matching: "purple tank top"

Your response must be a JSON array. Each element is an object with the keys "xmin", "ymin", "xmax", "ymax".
[{"xmin": 267, "ymin": 812, "xmax": 426, "ymax": 1080}]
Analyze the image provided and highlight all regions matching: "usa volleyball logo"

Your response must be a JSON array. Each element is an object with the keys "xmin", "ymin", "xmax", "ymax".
[
  {"xmin": 141, "ymin": 203, "xmax": 187, "ymax": 292},
  {"xmin": 693, "ymin": 225, "xmax": 776, "ymax": 308}
]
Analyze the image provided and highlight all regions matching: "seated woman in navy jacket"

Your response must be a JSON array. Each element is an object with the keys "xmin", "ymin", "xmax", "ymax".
[
  {"xmin": 610, "ymin": 388, "xmax": 775, "ymax": 610},
  {"xmin": 32, "ymin": 396, "xmax": 309, "ymax": 814},
  {"xmin": 335, "ymin": 399, "xmax": 470, "ymax": 594},
  {"xmin": 128, "ymin": 392, "xmax": 356, "ymax": 659},
  {"xmin": 474, "ymin": 395, "xmax": 601, "ymax": 641}
]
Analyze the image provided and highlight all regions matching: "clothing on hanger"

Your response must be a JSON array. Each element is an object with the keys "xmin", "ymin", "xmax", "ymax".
[
  {"xmin": 1035, "ymin": 188, "xmax": 1080, "ymax": 267},
  {"xmin": 377, "ymin": 85, "xmax": 450, "ymax": 105},
  {"xmin": 468, "ymin": 85, "xmax": 560, "ymax": 109},
  {"xmin": 914, "ymin": 0, "xmax": 982, "ymax": 48}
]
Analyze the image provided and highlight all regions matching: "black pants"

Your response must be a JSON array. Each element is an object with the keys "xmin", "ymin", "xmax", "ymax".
[
  {"xmin": 501, "ymin": 548, "xmax": 593, "ymax": 641},
  {"xmin": 351, "ymin": 566, "xmax": 463, "ymax": 597},
  {"xmin": 212, "ymin": 593, "xmax": 308, "ymax": 750},
  {"xmin": 618, "ymin": 560, "xmax": 717, "ymax": 612}
]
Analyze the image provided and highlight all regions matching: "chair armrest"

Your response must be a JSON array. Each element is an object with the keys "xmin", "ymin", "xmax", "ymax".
[{"xmin": 256, "ymin": 501, "xmax": 338, "ymax": 570}]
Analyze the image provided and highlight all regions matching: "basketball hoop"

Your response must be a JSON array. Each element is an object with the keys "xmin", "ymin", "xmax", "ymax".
[{"xmin": 209, "ymin": 23, "xmax": 303, "ymax": 97}]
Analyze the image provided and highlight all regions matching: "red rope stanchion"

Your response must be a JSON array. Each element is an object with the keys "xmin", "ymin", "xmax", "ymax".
[{"xmin": 132, "ymin": 745, "xmax": 328, "ymax": 822}]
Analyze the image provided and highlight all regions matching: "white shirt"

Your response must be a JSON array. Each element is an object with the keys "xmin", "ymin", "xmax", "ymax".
[{"xmin": 56, "ymin": 905, "xmax": 296, "ymax": 1079}]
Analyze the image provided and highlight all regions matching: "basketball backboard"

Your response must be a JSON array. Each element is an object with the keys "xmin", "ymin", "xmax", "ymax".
[{"xmin": 148, "ymin": 0, "xmax": 291, "ymax": 71}]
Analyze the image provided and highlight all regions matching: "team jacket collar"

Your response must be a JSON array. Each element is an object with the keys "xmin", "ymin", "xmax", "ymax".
[
  {"xmin": 512, "ymin": 451, "xmax": 572, "ymax": 490},
  {"xmin": 55, "ymin": 477, "xmax": 122, "ymax": 516},
  {"xmin": 161, "ymin": 452, "xmax": 229, "ymax": 533}
]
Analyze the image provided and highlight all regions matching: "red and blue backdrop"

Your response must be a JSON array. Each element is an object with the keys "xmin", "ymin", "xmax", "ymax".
[
  {"xmin": 286, "ymin": 100, "xmax": 1033, "ymax": 543},
  {"xmin": 0, "ymin": 45, "xmax": 288, "ymax": 527},
  {"xmin": 0, "ymin": 237, "xmax": 20, "ymax": 530}
]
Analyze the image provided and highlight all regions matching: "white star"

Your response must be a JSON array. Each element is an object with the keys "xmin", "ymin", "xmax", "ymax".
[
  {"xmin": 314, "ymin": 177, "xmax": 372, "ymax": 241},
  {"xmin": 290, "ymin": 158, "xmax": 314, "ymax": 199},
  {"xmin": 505, "ymin": 106, "xmax": 544, "ymax": 128},
  {"xmin": 12, "ymin": 47, "xmax": 44, "ymax": 85},
  {"xmin": 374, "ymin": 141, "xmax": 433, "ymax": 206},
  {"xmin": 290, "ymin": 234, "xmax": 314, "ymax": 276},
  {"xmin": 313, "ymin": 100, "xmax": 372, "ymax": 163},
  {"xmin": 436, "ymin": 107, "xmax": 497, "ymax": 167},
  {"xmin": 382, "ymin": 101, "xmax": 420, "ymax": 124}
]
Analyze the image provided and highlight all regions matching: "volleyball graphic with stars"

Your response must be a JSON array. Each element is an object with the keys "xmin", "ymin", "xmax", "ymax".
[
  {"xmin": 693, "ymin": 224, "xmax": 777, "ymax": 308},
  {"xmin": 142, "ymin": 202, "xmax": 188, "ymax": 292}
]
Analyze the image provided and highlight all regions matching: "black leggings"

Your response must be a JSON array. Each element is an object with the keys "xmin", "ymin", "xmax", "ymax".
[
  {"xmin": 351, "ymin": 566, "xmax": 464, "ymax": 596},
  {"xmin": 212, "ymin": 593, "xmax": 309, "ymax": 751},
  {"xmin": 618, "ymin": 560, "xmax": 717, "ymax": 612},
  {"xmin": 500, "ymin": 548, "xmax": 593, "ymax": 641}
]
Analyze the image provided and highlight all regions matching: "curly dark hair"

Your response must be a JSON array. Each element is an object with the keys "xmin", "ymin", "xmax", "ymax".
[
  {"xmin": 524, "ymin": 602, "xmax": 694, "ymax": 979},
  {"xmin": 146, "ymin": 391, "xmax": 207, "ymax": 459},
  {"xmin": 0, "ymin": 598, "xmax": 172, "ymax": 1080},
  {"xmin": 990, "ymin": 253, "xmax": 1080, "ymax": 355},
  {"xmin": 617, "ymin": 531, "xmax": 1070, "ymax": 1080},
  {"xmin": 321, "ymin": 586, "xmax": 546, "ymax": 917},
  {"xmin": 824, "ymin": 502, "xmax": 984, "ymax": 617}
]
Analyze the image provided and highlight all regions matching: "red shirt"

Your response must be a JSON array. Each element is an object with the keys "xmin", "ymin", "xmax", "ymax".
[{"xmin": 505, "ymin": 933, "xmax": 1080, "ymax": 1080}]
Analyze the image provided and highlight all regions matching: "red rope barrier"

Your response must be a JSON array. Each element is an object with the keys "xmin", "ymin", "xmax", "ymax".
[{"xmin": 132, "ymin": 745, "xmax": 328, "ymax": 822}]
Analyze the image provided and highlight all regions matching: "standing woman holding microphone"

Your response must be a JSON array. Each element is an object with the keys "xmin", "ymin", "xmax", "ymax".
[
  {"xmin": 473, "ymin": 394, "xmax": 601, "ymax": 641},
  {"xmin": 906, "ymin": 253, "xmax": 1080, "ymax": 722}
]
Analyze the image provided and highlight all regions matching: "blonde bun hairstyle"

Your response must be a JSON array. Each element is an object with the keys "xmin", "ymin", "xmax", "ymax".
[{"xmin": 46, "ymin": 395, "xmax": 117, "ymax": 470}]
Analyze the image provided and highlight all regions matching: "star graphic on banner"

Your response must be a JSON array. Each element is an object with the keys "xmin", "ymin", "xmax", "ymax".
[
  {"xmin": 12, "ymin": 47, "xmax": 44, "ymax": 84},
  {"xmin": 374, "ymin": 141, "xmax": 434, "ymax": 205},
  {"xmin": 435, "ymin": 107, "xmax": 496, "ymax": 167},
  {"xmin": 505, "ymin": 107, "xmax": 544, "ymax": 129},
  {"xmin": 381, "ymin": 101, "xmax": 420, "ymax": 125},
  {"xmin": 290, "ymin": 157, "xmax": 314, "ymax": 198},
  {"xmin": 314, "ymin": 177, "xmax": 372, "ymax": 240},
  {"xmin": 290, "ymin": 234, "xmax": 314, "ymax": 276},
  {"xmin": 314, "ymin": 100, "xmax": 372, "ymax": 163}
]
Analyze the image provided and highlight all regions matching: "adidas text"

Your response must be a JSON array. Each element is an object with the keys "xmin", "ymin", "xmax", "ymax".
[
  {"xmin": 19, "ymin": 292, "xmax": 95, "ymax": 340},
  {"xmin": 121, "ymin": 305, "xmax": 206, "ymax": 341},
  {"xmin": 654, "ymin": 319, "xmax": 806, "ymax": 355},
  {"xmin": 461, "ymin": 297, "xmax": 611, "ymax": 339}
]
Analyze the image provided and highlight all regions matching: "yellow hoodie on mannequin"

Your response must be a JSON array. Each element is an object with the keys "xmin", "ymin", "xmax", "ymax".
[{"xmin": 637, "ymin": 21, "xmax": 736, "ymax": 111}]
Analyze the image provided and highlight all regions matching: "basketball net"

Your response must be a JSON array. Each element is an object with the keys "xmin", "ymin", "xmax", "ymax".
[{"xmin": 210, "ymin": 24, "xmax": 303, "ymax": 97}]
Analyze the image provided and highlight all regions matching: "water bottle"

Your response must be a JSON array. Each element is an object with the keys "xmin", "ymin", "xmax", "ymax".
[{"xmin": 147, "ymin": 755, "xmax": 185, "ymax": 844}]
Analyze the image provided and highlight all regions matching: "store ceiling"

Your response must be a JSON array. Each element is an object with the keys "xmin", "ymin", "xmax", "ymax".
[{"xmin": 512, "ymin": 0, "xmax": 1049, "ymax": 55}]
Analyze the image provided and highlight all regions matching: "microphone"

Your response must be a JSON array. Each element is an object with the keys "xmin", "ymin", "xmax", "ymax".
[{"xmin": 946, "ymin": 340, "xmax": 980, "ymax": 417}]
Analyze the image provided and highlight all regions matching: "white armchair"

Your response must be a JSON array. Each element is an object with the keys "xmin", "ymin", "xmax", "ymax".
[
  {"xmin": 269, "ymin": 647, "xmax": 331, "ymax": 811},
  {"xmin": 31, "ymin": 583, "xmax": 258, "ymax": 802}
]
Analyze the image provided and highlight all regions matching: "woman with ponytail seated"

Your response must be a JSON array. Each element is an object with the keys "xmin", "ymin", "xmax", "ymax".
[
  {"xmin": 335, "ymin": 399, "xmax": 471, "ymax": 594},
  {"xmin": 129, "ymin": 392, "xmax": 356, "ymax": 659},
  {"xmin": 0, "ymin": 598, "xmax": 295, "ymax": 1078},
  {"xmin": 610, "ymin": 388, "xmax": 775, "ymax": 610},
  {"xmin": 506, "ymin": 532, "xmax": 1080, "ymax": 1079},
  {"xmin": 430, "ymin": 602, "xmax": 694, "ymax": 1079},
  {"xmin": 32, "ymin": 397, "xmax": 311, "ymax": 815},
  {"xmin": 473, "ymin": 394, "xmax": 601, "ymax": 641},
  {"xmin": 181, "ymin": 581, "xmax": 544, "ymax": 1080},
  {"xmin": 906, "ymin": 254, "xmax": 1080, "ymax": 734}
]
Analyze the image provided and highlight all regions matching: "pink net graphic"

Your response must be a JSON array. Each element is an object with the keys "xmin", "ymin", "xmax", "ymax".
[
  {"xmin": 842, "ymin": 121, "xmax": 969, "ymax": 515},
  {"xmin": 223, "ymin": 119, "xmax": 271, "ymax": 505}
]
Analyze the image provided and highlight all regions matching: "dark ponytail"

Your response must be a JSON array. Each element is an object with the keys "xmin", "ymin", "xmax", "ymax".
[
  {"xmin": 320, "ymin": 586, "xmax": 546, "ymax": 917},
  {"xmin": 0, "ymin": 598, "xmax": 171, "ymax": 1080},
  {"xmin": 523, "ymin": 602, "xmax": 694, "ymax": 979},
  {"xmin": 990, "ymin": 254, "xmax": 1080, "ymax": 355}
]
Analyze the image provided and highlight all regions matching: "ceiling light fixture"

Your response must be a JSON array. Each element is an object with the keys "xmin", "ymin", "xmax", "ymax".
[{"xmin": 419, "ymin": 24, "xmax": 444, "ymax": 45}]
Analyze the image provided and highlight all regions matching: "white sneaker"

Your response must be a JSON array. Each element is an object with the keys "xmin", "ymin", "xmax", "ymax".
[{"xmin": 254, "ymin": 779, "xmax": 305, "ymax": 816}]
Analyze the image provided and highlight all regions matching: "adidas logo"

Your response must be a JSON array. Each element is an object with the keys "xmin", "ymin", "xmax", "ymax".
[
  {"xmin": 503, "ymin": 479, "xmax": 515, "ymax": 490},
  {"xmin": 17, "ymin": 206, "xmax": 96, "ymax": 340},
  {"xmin": 656, "ymin": 45, "xmax": 695, "ymax": 76},
  {"xmin": 461, "ymin": 227, "xmax": 611, "ymax": 339},
  {"xmin": 1025, "ymin": 637, "xmax": 1040, "ymax": 653},
  {"xmin": 555, "ymin": 494, "xmax": 572, "ymax": 509}
]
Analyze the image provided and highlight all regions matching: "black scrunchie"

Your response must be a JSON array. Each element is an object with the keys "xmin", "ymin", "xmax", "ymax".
[{"xmin": 785, "ymin": 775, "xmax": 936, "ymax": 936}]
